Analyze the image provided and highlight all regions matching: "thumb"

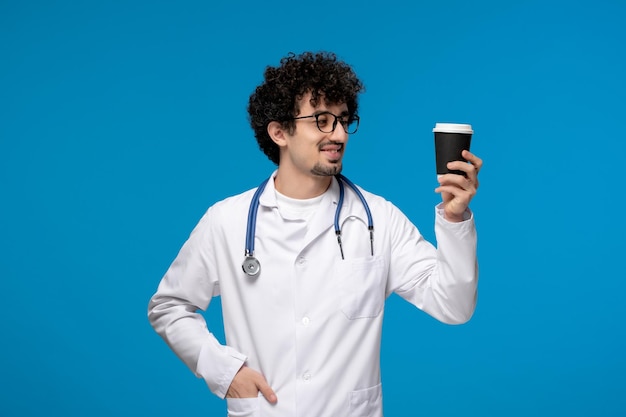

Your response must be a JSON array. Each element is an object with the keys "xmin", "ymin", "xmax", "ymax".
[{"xmin": 255, "ymin": 377, "xmax": 277, "ymax": 404}]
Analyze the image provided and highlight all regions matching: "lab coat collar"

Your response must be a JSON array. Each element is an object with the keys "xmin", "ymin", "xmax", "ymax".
[{"xmin": 256, "ymin": 171, "xmax": 368, "ymax": 225}]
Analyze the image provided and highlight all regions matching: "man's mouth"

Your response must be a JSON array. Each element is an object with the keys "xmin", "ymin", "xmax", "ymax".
[{"xmin": 320, "ymin": 143, "xmax": 343, "ymax": 159}]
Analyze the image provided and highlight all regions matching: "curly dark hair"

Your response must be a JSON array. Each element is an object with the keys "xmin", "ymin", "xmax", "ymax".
[{"xmin": 247, "ymin": 51, "xmax": 365, "ymax": 165}]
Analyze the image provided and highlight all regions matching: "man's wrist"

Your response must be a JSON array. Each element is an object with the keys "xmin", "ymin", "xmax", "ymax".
[{"xmin": 444, "ymin": 212, "xmax": 465, "ymax": 223}]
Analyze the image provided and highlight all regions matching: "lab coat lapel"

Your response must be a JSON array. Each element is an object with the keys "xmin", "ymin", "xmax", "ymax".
[
  {"xmin": 257, "ymin": 174, "xmax": 364, "ymax": 253},
  {"xmin": 302, "ymin": 177, "xmax": 340, "ymax": 250}
]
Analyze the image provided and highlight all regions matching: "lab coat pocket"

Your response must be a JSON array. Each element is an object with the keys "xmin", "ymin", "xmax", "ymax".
[
  {"xmin": 349, "ymin": 383, "xmax": 383, "ymax": 417},
  {"xmin": 226, "ymin": 395, "xmax": 261, "ymax": 417},
  {"xmin": 339, "ymin": 256, "xmax": 386, "ymax": 319}
]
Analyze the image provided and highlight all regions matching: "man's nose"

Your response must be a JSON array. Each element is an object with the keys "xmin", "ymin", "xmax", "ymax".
[{"xmin": 329, "ymin": 121, "xmax": 348, "ymax": 141}]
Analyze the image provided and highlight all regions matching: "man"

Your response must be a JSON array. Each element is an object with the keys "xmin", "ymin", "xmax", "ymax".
[{"xmin": 148, "ymin": 51, "xmax": 482, "ymax": 417}]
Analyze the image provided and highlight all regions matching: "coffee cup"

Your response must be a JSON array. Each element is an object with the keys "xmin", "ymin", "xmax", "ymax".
[{"xmin": 433, "ymin": 123, "xmax": 473, "ymax": 176}]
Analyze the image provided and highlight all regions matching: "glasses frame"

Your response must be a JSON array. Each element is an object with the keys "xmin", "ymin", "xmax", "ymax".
[{"xmin": 291, "ymin": 111, "xmax": 360, "ymax": 134}]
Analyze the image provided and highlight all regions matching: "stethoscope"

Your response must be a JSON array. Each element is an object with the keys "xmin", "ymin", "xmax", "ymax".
[{"xmin": 242, "ymin": 174, "xmax": 374, "ymax": 277}]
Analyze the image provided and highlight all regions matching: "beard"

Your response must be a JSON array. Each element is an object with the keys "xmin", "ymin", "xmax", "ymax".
[{"xmin": 310, "ymin": 162, "xmax": 342, "ymax": 176}]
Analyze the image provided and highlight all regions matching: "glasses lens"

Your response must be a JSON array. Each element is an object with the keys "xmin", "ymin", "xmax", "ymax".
[
  {"xmin": 315, "ymin": 113, "xmax": 359, "ymax": 134},
  {"xmin": 315, "ymin": 113, "xmax": 334, "ymax": 133},
  {"xmin": 344, "ymin": 116, "xmax": 359, "ymax": 134}
]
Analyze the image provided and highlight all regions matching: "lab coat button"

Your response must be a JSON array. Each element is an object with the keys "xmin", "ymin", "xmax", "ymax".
[
  {"xmin": 297, "ymin": 257, "xmax": 307, "ymax": 266},
  {"xmin": 301, "ymin": 316, "xmax": 310, "ymax": 326},
  {"xmin": 303, "ymin": 372, "xmax": 311, "ymax": 381}
]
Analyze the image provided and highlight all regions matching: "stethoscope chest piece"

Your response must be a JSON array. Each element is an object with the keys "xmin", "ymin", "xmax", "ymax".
[{"xmin": 242, "ymin": 255, "xmax": 261, "ymax": 277}]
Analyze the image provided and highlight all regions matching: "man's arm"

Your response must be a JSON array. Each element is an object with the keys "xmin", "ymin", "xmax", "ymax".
[
  {"xmin": 147, "ymin": 211, "xmax": 245, "ymax": 399},
  {"xmin": 148, "ymin": 289, "xmax": 247, "ymax": 398},
  {"xmin": 387, "ymin": 151, "xmax": 482, "ymax": 323}
]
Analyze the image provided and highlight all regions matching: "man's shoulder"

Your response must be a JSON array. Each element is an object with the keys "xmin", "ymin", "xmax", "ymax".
[
  {"xmin": 209, "ymin": 186, "xmax": 257, "ymax": 213},
  {"xmin": 192, "ymin": 186, "xmax": 257, "ymax": 234},
  {"xmin": 346, "ymin": 181, "xmax": 393, "ymax": 210}
]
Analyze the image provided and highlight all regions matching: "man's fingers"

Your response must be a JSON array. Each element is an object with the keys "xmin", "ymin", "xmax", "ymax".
[
  {"xmin": 226, "ymin": 365, "xmax": 277, "ymax": 402},
  {"xmin": 249, "ymin": 368, "xmax": 277, "ymax": 403},
  {"xmin": 256, "ymin": 379, "xmax": 277, "ymax": 404},
  {"xmin": 462, "ymin": 150, "xmax": 483, "ymax": 173}
]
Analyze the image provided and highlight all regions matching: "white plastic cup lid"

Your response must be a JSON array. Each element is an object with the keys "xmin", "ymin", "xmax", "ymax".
[{"xmin": 433, "ymin": 123, "xmax": 473, "ymax": 134}]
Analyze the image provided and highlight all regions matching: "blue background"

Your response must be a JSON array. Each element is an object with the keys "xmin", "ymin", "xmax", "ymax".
[{"xmin": 2, "ymin": 1, "xmax": 625, "ymax": 416}]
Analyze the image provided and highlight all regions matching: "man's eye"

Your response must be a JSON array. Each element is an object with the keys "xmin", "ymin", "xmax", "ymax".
[{"xmin": 317, "ymin": 115, "xmax": 330, "ymax": 126}]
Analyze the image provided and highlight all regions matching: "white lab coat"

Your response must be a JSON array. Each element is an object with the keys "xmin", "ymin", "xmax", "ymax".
[{"xmin": 148, "ymin": 173, "xmax": 478, "ymax": 417}]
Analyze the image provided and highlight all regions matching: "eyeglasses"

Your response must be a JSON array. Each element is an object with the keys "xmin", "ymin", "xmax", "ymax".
[{"xmin": 291, "ymin": 111, "xmax": 360, "ymax": 134}]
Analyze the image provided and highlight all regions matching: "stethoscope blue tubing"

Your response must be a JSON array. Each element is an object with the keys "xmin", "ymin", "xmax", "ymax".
[
  {"xmin": 334, "ymin": 174, "xmax": 374, "ymax": 259},
  {"xmin": 244, "ymin": 174, "xmax": 374, "ymax": 266},
  {"xmin": 245, "ymin": 177, "xmax": 270, "ymax": 258}
]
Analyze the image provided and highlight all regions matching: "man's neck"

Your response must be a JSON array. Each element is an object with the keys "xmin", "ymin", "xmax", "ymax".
[{"xmin": 274, "ymin": 168, "xmax": 333, "ymax": 199}]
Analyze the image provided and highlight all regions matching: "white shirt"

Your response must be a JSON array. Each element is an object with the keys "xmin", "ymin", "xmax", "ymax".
[{"xmin": 148, "ymin": 173, "xmax": 478, "ymax": 417}]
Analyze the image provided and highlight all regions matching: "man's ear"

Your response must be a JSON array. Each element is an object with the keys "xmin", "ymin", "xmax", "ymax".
[{"xmin": 267, "ymin": 121, "xmax": 288, "ymax": 147}]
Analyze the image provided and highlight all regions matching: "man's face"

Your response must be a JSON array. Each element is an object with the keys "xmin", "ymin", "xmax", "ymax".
[{"xmin": 280, "ymin": 92, "xmax": 350, "ymax": 178}]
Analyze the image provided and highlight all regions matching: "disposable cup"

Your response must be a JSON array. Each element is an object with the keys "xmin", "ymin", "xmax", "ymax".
[{"xmin": 433, "ymin": 123, "xmax": 473, "ymax": 176}]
